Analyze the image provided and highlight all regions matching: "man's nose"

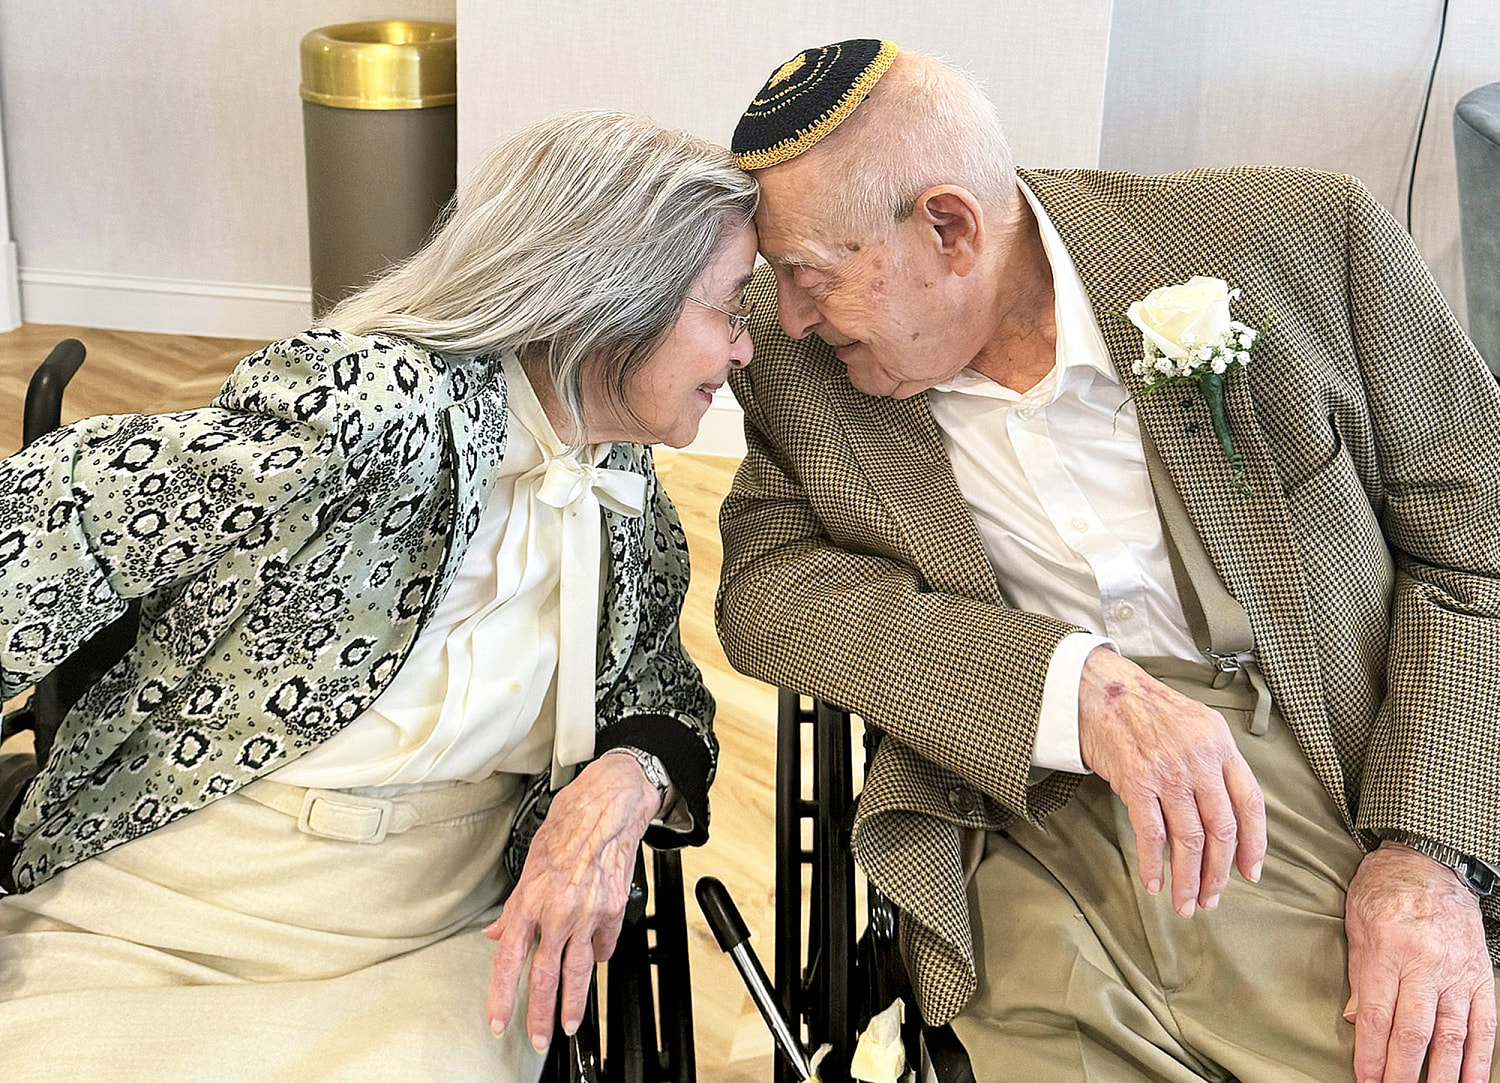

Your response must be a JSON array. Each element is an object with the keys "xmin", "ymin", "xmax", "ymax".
[{"xmin": 776, "ymin": 279, "xmax": 821, "ymax": 341}]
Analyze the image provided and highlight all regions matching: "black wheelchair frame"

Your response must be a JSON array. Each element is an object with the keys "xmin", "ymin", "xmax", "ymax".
[{"xmin": 775, "ymin": 688, "xmax": 976, "ymax": 1083}]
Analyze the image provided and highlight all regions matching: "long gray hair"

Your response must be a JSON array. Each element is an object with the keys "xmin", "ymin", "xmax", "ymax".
[{"xmin": 327, "ymin": 110, "xmax": 758, "ymax": 438}]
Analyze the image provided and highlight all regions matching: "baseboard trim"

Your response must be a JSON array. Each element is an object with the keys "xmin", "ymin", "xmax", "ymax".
[{"xmin": 18, "ymin": 268, "xmax": 313, "ymax": 340}]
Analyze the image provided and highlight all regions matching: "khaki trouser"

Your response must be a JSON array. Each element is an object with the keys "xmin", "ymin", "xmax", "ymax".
[
  {"xmin": 951, "ymin": 660, "xmax": 1500, "ymax": 1082},
  {"xmin": 0, "ymin": 773, "xmax": 546, "ymax": 1082}
]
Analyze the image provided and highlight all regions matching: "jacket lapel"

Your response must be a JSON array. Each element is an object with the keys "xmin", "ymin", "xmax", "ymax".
[
  {"xmin": 595, "ymin": 441, "xmax": 650, "ymax": 693},
  {"xmin": 440, "ymin": 359, "xmax": 509, "ymax": 587},
  {"xmin": 1021, "ymin": 169, "xmax": 1346, "ymax": 818}
]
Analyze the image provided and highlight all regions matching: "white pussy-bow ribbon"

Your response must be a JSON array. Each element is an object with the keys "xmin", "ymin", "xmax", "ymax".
[{"xmin": 531, "ymin": 453, "xmax": 646, "ymax": 785}]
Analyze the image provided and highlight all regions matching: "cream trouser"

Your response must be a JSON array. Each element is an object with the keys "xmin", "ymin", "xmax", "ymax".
[
  {"xmin": 0, "ymin": 772, "xmax": 547, "ymax": 1082},
  {"xmin": 951, "ymin": 660, "xmax": 1500, "ymax": 1083}
]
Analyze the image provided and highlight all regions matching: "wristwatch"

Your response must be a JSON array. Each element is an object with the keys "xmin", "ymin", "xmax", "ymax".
[
  {"xmin": 1379, "ymin": 831, "xmax": 1500, "ymax": 897},
  {"xmin": 605, "ymin": 746, "xmax": 671, "ymax": 809}
]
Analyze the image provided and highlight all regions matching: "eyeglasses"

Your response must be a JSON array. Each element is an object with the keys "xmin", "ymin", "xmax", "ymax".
[{"xmin": 687, "ymin": 293, "xmax": 755, "ymax": 344}]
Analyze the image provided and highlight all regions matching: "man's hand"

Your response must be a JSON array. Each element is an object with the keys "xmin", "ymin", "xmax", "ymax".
[
  {"xmin": 1077, "ymin": 647, "xmax": 1266, "ymax": 916},
  {"xmin": 484, "ymin": 753, "xmax": 661, "ymax": 1052},
  {"xmin": 1345, "ymin": 843, "xmax": 1496, "ymax": 1083}
]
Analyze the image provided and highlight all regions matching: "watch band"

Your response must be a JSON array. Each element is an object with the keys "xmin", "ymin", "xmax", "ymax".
[
  {"xmin": 1380, "ymin": 831, "xmax": 1499, "ymax": 897},
  {"xmin": 604, "ymin": 746, "xmax": 671, "ymax": 808}
]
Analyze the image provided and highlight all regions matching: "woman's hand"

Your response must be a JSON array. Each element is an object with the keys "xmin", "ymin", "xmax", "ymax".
[{"xmin": 484, "ymin": 753, "xmax": 661, "ymax": 1052}]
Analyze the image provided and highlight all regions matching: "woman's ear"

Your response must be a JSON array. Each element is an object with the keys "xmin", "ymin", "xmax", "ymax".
[{"xmin": 913, "ymin": 185, "xmax": 983, "ymax": 276}]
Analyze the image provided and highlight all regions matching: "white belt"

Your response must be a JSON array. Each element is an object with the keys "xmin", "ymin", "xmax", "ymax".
[{"xmin": 241, "ymin": 775, "xmax": 520, "ymax": 844}]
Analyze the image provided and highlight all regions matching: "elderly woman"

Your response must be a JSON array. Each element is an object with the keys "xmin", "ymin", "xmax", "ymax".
[{"xmin": 0, "ymin": 111, "xmax": 756, "ymax": 1080}]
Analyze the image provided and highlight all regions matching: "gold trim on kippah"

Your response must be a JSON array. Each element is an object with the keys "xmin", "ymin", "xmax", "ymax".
[{"xmin": 734, "ymin": 40, "xmax": 898, "ymax": 170}]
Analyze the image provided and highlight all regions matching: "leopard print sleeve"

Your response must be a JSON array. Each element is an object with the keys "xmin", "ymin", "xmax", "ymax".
[{"xmin": 0, "ymin": 331, "xmax": 380, "ymax": 700}]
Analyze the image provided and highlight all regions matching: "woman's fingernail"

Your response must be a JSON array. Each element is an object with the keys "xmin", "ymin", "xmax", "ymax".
[
  {"xmin": 490, "ymin": 1019, "xmax": 506, "ymax": 1037},
  {"xmin": 531, "ymin": 1034, "xmax": 550, "ymax": 1053},
  {"xmin": 1179, "ymin": 899, "xmax": 1196, "ymax": 918},
  {"xmin": 1249, "ymin": 861, "xmax": 1263, "ymax": 883},
  {"xmin": 1342, "ymin": 997, "xmax": 1357, "ymax": 1022},
  {"xmin": 1204, "ymin": 893, "xmax": 1220, "ymax": 910},
  {"xmin": 563, "ymin": 1018, "xmax": 581, "ymax": 1036},
  {"xmin": 1147, "ymin": 877, "xmax": 1162, "ymax": 895}
]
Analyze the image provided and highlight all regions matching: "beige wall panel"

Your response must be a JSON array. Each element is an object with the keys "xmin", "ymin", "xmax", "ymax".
[
  {"xmin": 1100, "ymin": 0, "xmax": 1500, "ymax": 325},
  {"xmin": 455, "ymin": 0, "xmax": 1116, "ymax": 175},
  {"xmin": 0, "ymin": 87, "xmax": 18, "ymax": 330},
  {"xmin": 0, "ymin": 0, "xmax": 456, "ymax": 289}
]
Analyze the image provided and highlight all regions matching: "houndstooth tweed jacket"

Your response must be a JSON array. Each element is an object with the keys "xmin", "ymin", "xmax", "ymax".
[
  {"xmin": 716, "ymin": 167, "xmax": 1500, "ymax": 1025},
  {"xmin": 1, "ymin": 330, "xmax": 715, "ymax": 892}
]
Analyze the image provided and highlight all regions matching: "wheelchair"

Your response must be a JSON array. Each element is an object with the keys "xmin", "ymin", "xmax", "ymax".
[
  {"xmin": 0, "ymin": 339, "xmax": 695, "ymax": 1083},
  {"xmin": 775, "ymin": 688, "xmax": 975, "ymax": 1083}
]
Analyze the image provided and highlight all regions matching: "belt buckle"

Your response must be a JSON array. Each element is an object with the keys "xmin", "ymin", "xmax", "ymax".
[{"xmin": 297, "ymin": 788, "xmax": 394, "ymax": 844}]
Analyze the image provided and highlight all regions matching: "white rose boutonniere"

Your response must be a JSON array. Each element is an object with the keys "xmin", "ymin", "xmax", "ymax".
[{"xmin": 1127, "ymin": 276, "xmax": 1259, "ymax": 492}]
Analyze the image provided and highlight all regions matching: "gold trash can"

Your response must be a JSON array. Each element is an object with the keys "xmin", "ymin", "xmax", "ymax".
[{"xmin": 300, "ymin": 20, "xmax": 457, "ymax": 318}]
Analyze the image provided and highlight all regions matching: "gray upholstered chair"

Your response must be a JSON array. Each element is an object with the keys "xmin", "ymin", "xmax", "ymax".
[{"xmin": 1455, "ymin": 82, "xmax": 1500, "ymax": 376}]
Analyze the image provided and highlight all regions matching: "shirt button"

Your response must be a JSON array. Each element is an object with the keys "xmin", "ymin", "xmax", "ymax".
[
  {"xmin": 1015, "ymin": 407, "xmax": 1036, "ymax": 421},
  {"xmin": 1069, "ymin": 517, "xmax": 1090, "ymax": 533},
  {"xmin": 1112, "ymin": 601, "xmax": 1136, "ymax": 621}
]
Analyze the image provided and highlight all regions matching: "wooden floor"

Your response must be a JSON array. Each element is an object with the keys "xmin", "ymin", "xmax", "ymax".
[{"xmin": 0, "ymin": 323, "xmax": 783, "ymax": 1080}]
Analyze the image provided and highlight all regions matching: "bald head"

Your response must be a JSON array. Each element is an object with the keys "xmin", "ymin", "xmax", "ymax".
[{"xmin": 760, "ymin": 49, "xmax": 1019, "ymax": 240}]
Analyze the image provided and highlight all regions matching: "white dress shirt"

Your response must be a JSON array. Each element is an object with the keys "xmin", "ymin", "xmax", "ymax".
[
  {"xmin": 927, "ymin": 180, "xmax": 1197, "ymax": 773},
  {"xmin": 273, "ymin": 353, "xmax": 645, "ymax": 789}
]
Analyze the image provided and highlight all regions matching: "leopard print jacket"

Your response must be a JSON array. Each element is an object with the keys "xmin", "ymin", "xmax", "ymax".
[{"xmin": 0, "ymin": 329, "xmax": 716, "ymax": 891}]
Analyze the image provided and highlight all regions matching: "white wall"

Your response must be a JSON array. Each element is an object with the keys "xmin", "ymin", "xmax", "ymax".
[
  {"xmin": 0, "ymin": 0, "xmax": 455, "ymax": 339},
  {"xmin": 455, "ymin": 0, "xmax": 1119, "ymax": 453},
  {"xmin": 1100, "ymin": 0, "xmax": 1500, "ymax": 327},
  {"xmin": 0, "ymin": 79, "xmax": 20, "ymax": 332},
  {"xmin": 456, "ymin": 0, "xmax": 1115, "ymax": 176},
  {"xmin": 1, "ymin": 2, "xmax": 1490, "ymax": 449}
]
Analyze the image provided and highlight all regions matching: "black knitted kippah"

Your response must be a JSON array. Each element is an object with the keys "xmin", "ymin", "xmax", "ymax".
[{"xmin": 732, "ymin": 39, "xmax": 898, "ymax": 170}]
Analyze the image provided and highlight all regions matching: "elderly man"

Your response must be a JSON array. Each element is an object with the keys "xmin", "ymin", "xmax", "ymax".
[{"xmin": 716, "ymin": 39, "xmax": 1500, "ymax": 1083}]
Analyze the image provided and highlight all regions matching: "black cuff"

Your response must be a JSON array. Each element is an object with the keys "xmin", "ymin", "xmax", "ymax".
[{"xmin": 595, "ymin": 713, "xmax": 713, "ymax": 849}]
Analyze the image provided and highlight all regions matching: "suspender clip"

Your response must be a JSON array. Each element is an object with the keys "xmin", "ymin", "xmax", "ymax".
[{"xmin": 1205, "ymin": 649, "xmax": 1257, "ymax": 689}]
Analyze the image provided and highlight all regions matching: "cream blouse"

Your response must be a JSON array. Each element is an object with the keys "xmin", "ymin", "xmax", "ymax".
[{"xmin": 272, "ymin": 353, "xmax": 646, "ymax": 789}]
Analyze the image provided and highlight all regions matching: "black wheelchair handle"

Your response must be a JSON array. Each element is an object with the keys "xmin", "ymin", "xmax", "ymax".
[
  {"xmin": 695, "ymin": 876, "xmax": 751, "ymax": 952},
  {"xmin": 696, "ymin": 876, "xmax": 815, "ymax": 1079}
]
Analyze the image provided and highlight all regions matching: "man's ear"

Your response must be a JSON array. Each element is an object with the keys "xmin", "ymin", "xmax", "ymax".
[{"xmin": 913, "ymin": 185, "xmax": 983, "ymax": 276}]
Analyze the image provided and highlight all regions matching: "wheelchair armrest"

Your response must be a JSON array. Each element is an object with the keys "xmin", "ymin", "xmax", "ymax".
[{"xmin": 23, "ymin": 339, "xmax": 86, "ymax": 447}]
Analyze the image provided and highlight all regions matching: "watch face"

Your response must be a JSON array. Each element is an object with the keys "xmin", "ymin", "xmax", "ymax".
[{"xmin": 1462, "ymin": 856, "xmax": 1500, "ymax": 897}]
